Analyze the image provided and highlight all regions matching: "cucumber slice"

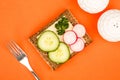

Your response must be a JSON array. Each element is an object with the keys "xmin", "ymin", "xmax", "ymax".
[
  {"xmin": 48, "ymin": 42, "xmax": 70, "ymax": 64},
  {"xmin": 37, "ymin": 30, "xmax": 59, "ymax": 52}
]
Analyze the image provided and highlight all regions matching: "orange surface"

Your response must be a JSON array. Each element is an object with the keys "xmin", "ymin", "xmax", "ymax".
[{"xmin": 0, "ymin": 0, "xmax": 120, "ymax": 80}]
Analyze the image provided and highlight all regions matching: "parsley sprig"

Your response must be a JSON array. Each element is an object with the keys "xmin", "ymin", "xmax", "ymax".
[{"xmin": 55, "ymin": 17, "xmax": 69, "ymax": 35}]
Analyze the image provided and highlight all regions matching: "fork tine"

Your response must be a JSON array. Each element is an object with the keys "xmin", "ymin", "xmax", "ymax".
[
  {"xmin": 7, "ymin": 41, "xmax": 26, "ymax": 60},
  {"xmin": 7, "ymin": 41, "xmax": 19, "ymax": 57}
]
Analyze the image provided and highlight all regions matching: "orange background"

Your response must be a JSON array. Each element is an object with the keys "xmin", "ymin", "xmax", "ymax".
[{"xmin": 0, "ymin": 0, "xmax": 120, "ymax": 80}]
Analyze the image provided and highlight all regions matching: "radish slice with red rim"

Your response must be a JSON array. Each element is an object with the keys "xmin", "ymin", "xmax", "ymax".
[
  {"xmin": 70, "ymin": 38, "xmax": 85, "ymax": 52},
  {"xmin": 63, "ymin": 30, "xmax": 77, "ymax": 45},
  {"xmin": 73, "ymin": 24, "xmax": 86, "ymax": 37}
]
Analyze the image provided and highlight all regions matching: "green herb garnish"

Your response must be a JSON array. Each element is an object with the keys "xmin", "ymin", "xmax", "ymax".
[{"xmin": 55, "ymin": 17, "xmax": 69, "ymax": 35}]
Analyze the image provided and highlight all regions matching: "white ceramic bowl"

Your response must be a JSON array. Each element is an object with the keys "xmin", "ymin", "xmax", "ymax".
[
  {"xmin": 77, "ymin": 0, "xmax": 109, "ymax": 14},
  {"xmin": 98, "ymin": 9, "xmax": 120, "ymax": 42}
]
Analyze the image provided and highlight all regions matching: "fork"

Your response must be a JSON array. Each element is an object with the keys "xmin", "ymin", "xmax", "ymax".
[{"xmin": 7, "ymin": 41, "xmax": 40, "ymax": 80}]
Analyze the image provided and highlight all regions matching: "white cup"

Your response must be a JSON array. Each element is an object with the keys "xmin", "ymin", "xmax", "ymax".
[
  {"xmin": 77, "ymin": 0, "xmax": 109, "ymax": 14},
  {"xmin": 98, "ymin": 9, "xmax": 120, "ymax": 42}
]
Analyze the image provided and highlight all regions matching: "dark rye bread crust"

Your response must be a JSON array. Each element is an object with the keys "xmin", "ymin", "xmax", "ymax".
[{"xmin": 29, "ymin": 10, "xmax": 92, "ymax": 70}]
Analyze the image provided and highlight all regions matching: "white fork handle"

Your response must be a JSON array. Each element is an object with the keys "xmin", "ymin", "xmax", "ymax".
[
  {"xmin": 20, "ymin": 57, "xmax": 40, "ymax": 80},
  {"xmin": 31, "ymin": 71, "xmax": 40, "ymax": 80}
]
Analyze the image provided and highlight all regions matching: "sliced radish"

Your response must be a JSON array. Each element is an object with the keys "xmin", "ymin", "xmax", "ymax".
[
  {"xmin": 63, "ymin": 30, "xmax": 77, "ymax": 45},
  {"xmin": 73, "ymin": 24, "xmax": 86, "ymax": 37},
  {"xmin": 70, "ymin": 38, "xmax": 85, "ymax": 52}
]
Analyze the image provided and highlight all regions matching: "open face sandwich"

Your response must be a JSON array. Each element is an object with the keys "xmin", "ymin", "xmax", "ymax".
[{"xmin": 30, "ymin": 10, "xmax": 92, "ymax": 70}]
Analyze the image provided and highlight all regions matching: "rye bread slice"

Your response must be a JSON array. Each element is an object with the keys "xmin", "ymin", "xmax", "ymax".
[{"xmin": 29, "ymin": 10, "xmax": 92, "ymax": 70}]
